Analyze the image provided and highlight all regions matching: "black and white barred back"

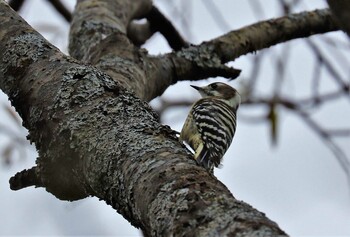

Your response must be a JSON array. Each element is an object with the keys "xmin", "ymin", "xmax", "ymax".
[{"xmin": 192, "ymin": 97, "xmax": 237, "ymax": 170}]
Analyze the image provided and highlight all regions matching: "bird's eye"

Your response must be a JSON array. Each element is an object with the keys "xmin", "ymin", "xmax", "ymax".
[{"xmin": 211, "ymin": 83, "xmax": 218, "ymax": 89}]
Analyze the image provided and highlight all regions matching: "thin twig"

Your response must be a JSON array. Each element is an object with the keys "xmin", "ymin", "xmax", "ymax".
[
  {"xmin": 201, "ymin": 0, "xmax": 231, "ymax": 32},
  {"xmin": 294, "ymin": 109, "xmax": 350, "ymax": 183},
  {"xmin": 306, "ymin": 39, "xmax": 349, "ymax": 92}
]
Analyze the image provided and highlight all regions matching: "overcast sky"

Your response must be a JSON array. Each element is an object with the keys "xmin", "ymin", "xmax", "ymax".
[{"xmin": 1, "ymin": 0, "xmax": 350, "ymax": 236}]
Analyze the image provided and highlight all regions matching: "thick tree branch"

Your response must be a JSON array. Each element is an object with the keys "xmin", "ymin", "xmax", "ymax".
[
  {"xmin": 119, "ymin": 8, "xmax": 340, "ymax": 101},
  {"xmin": 68, "ymin": 0, "xmax": 239, "ymax": 102},
  {"xmin": 69, "ymin": 5, "xmax": 338, "ymax": 104},
  {"xmin": 212, "ymin": 9, "xmax": 338, "ymax": 62},
  {"xmin": 0, "ymin": 0, "xmax": 287, "ymax": 236},
  {"xmin": 167, "ymin": 9, "xmax": 338, "ymax": 87},
  {"xmin": 69, "ymin": 0, "xmax": 157, "ymax": 101}
]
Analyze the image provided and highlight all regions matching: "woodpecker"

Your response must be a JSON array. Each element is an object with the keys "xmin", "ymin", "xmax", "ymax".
[{"xmin": 180, "ymin": 82, "xmax": 241, "ymax": 172}]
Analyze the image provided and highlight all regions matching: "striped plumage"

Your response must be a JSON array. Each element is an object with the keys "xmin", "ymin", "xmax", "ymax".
[{"xmin": 180, "ymin": 82, "xmax": 240, "ymax": 172}]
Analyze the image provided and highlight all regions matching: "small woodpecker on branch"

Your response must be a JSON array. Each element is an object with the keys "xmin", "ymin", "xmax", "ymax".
[{"xmin": 180, "ymin": 82, "xmax": 241, "ymax": 173}]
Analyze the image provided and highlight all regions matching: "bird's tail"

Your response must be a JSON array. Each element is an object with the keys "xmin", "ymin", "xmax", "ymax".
[{"xmin": 194, "ymin": 144, "xmax": 215, "ymax": 173}]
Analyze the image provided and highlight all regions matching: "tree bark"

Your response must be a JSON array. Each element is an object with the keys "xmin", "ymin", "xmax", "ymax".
[{"xmin": 0, "ymin": 0, "xmax": 338, "ymax": 236}]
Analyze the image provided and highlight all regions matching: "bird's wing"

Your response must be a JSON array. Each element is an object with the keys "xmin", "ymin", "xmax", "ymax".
[{"xmin": 192, "ymin": 99, "xmax": 235, "ymax": 168}]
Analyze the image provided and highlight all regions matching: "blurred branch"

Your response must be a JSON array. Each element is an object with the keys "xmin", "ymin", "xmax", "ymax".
[
  {"xmin": 279, "ymin": 0, "xmax": 292, "ymax": 14},
  {"xmin": 146, "ymin": 6, "xmax": 189, "ymax": 50},
  {"xmin": 248, "ymin": 0, "xmax": 266, "ymax": 20},
  {"xmin": 311, "ymin": 53, "xmax": 322, "ymax": 101},
  {"xmin": 128, "ymin": 6, "xmax": 189, "ymax": 50},
  {"xmin": 155, "ymin": 99, "xmax": 192, "ymax": 116},
  {"xmin": 245, "ymin": 95, "xmax": 350, "ymax": 180},
  {"xmin": 298, "ymin": 90, "xmax": 346, "ymax": 108},
  {"xmin": 201, "ymin": 0, "xmax": 231, "ymax": 32},
  {"xmin": 157, "ymin": 85, "xmax": 350, "ymax": 179},
  {"xmin": 321, "ymin": 35, "xmax": 350, "ymax": 50},
  {"xmin": 294, "ymin": 109, "xmax": 350, "ymax": 182},
  {"xmin": 8, "ymin": 0, "xmax": 25, "ymax": 11},
  {"xmin": 163, "ymin": 1, "xmax": 194, "ymax": 41},
  {"xmin": 306, "ymin": 39, "xmax": 349, "ymax": 93},
  {"xmin": 9, "ymin": 0, "xmax": 72, "ymax": 22},
  {"xmin": 47, "ymin": 0, "xmax": 71, "ymax": 22},
  {"xmin": 0, "ymin": 104, "xmax": 32, "ymax": 166},
  {"xmin": 128, "ymin": 5, "xmax": 189, "ymax": 50},
  {"xmin": 273, "ymin": 44, "xmax": 291, "ymax": 97},
  {"xmin": 327, "ymin": 0, "xmax": 350, "ymax": 37},
  {"xmin": 326, "ymin": 129, "xmax": 350, "ymax": 137},
  {"xmin": 245, "ymin": 53, "xmax": 264, "ymax": 97},
  {"xmin": 0, "ymin": 124, "xmax": 27, "ymax": 144},
  {"xmin": 0, "ymin": 124, "xmax": 31, "ymax": 166}
]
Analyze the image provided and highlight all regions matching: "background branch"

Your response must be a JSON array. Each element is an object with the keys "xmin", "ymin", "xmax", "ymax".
[
  {"xmin": 8, "ymin": 0, "xmax": 24, "ymax": 11},
  {"xmin": 145, "ymin": 6, "xmax": 189, "ymax": 50},
  {"xmin": 47, "ymin": 0, "xmax": 71, "ymax": 22},
  {"xmin": 327, "ymin": 0, "xmax": 350, "ymax": 37}
]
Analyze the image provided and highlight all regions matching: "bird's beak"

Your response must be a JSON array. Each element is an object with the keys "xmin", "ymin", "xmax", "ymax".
[{"xmin": 190, "ymin": 85, "xmax": 203, "ymax": 91}]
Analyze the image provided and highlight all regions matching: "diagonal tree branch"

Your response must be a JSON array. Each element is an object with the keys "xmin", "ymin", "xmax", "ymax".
[
  {"xmin": 2, "ymin": 1, "xmax": 346, "ymax": 236},
  {"xmin": 47, "ymin": 0, "xmax": 71, "ymax": 22},
  {"xmin": 145, "ymin": 6, "xmax": 189, "ymax": 50},
  {"xmin": 164, "ymin": 9, "xmax": 340, "ymax": 101},
  {"xmin": 211, "ymin": 9, "xmax": 338, "ymax": 62},
  {"xmin": 8, "ymin": 0, "xmax": 24, "ymax": 11},
  {"xmin": 127, "ymin": 6, "xmax": 189, "ymax": 50},
  {"xmin": 0, "ymin": 0, "xmax": 287, "ymax": 236},
  {"xmin": 72, "ymin": 7, "xmax": 340, "ymax": 102}
]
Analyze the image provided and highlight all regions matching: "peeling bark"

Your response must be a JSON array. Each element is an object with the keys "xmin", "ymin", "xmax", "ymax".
[{"xmin": 0, "ymin": 0, "xmax": 340, "ymax": 236}]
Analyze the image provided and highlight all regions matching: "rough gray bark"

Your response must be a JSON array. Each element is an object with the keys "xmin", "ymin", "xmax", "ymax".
[{"xmin": 0, "ymin": 0, "xmax": 338, "ymax": 236}]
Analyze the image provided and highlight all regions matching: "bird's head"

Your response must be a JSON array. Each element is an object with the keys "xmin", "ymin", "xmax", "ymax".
[{"xmin": 191, "ymin": 82, "xmax": 241, "ymax": 110}]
